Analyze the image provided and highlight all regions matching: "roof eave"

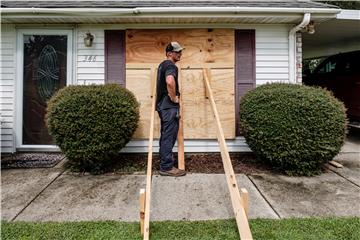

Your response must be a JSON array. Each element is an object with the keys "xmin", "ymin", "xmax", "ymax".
[{"xmin": 0, "ymin": 7, "xmax": 341, "ymax": 24}]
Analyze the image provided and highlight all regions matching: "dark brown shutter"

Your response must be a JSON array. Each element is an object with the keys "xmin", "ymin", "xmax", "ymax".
[
  {"xmin": 105, "ymin": 30, "xmax": 125, "ymax": 86},
  {"xmin": 235, "ymin": 30, "xmax": 256, "ymax": 136}
]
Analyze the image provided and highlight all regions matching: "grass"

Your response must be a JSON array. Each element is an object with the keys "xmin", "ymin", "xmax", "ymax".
[{"xmin": 2, "ymin": 217, "xmax": 360, "ymax": 240}]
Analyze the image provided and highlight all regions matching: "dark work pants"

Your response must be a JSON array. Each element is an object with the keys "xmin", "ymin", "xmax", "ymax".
[{"xmin": 158, "ymin": 107, "xmax": 179, "ymax": 171}]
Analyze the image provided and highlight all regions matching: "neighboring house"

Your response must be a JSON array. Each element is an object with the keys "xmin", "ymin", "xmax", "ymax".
[{"xmin": 0, "ymin": 0, "xmax": 340, "ymax": 153}]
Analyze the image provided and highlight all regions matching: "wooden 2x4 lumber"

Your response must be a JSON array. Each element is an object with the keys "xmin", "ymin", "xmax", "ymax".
[
  {"xmin": 126, "ymin": 63, "xmax": 233, "ymax": 69},
  {"xmin": 143, "ymin": 68, "xmax": 158, "ymax": 240},
  {"xmin": 203, "ymin": 68, "xmax": 253, "ymax": 240},
  {"xmin": 240, "ymin": 188, "xmax": 249, "ymax": 218},
  {"xmin": 139, "ymin": 188, "xmax": 146, "ymax": 235},
  {"xmin": 177, "ymin": 66, "xmax": 185, "ymax": 170}
]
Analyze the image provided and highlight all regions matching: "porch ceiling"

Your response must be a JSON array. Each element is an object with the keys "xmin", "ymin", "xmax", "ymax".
[{"xmin": 303, "ymin": 10, "xmax": 360, "ymax": 58}]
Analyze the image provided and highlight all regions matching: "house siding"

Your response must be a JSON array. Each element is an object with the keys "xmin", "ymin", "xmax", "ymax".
[
  {"xmin": 255, "ymin": 25, "xmax": 290, "ymax": 85},
  {"xmin": 1, "ymin": 24, "xmax": 16, "ymax": 153},
  {"xmin": 73, "ymin": 25, "xmax": 290, "ymax": 86},
  {"xmin": 77, "ymin": 27, "xmax": 105, "ymax": 85},
  {"xmin": 0, "ymin": 24, "xmax": 291, "ymax": 153}
]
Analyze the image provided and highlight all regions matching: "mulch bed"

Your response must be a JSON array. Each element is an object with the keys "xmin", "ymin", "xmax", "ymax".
[
  {"xmin": 1, "ymin": 152, "xmax": 277, "ymax": 174},
  {"xmin": 1, "ymin": 153, "xmax": 65, "ymax": 169},
  {"xmin": 108, "ymin": 152, "xmax": 276, "ymax": 175}
]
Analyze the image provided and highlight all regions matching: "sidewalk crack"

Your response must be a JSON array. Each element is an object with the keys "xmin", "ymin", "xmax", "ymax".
[
  {"xmin": 10, "ymin": 169, "xmax": 66, "ymax": 222},
  {"xmin": 326, "ymin": 166, "xmax": 360, "ymax": 188},
  {"xmin": 246, "ymin": 175, "xmax": 281, "ymax": 219}
]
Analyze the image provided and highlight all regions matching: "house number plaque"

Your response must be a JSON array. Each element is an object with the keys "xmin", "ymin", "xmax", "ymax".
[{"xmin": 83, "ymin": 55, "xmax": 97, "ymax": 62}]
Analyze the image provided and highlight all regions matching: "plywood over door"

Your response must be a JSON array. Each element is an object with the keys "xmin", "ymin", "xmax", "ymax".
[{"xmin": 126, "ymin": 29, "xmax": 235, "ymax": 139}]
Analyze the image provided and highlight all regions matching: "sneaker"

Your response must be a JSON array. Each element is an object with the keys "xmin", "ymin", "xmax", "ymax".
[{"xmin": 159, "ymin": 167, "xmax": 186, "ymax": 177}]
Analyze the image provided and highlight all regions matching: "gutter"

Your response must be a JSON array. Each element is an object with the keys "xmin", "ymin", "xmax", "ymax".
[
  {"xmin": 1, "ymin": 7, "xmax": 341, "ymax": 15},
  {"xmin": 288, "ymin": 13, "xmax": 311, "ymax": 83}
]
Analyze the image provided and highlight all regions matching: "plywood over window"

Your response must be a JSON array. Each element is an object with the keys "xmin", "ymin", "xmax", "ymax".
[{"xmin": 126, "ymin": 29, "xmax": 235, "ymax": 139}]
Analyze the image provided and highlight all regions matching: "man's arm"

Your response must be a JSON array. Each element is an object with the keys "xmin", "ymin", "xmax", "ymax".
[{"xmin": 166, "ymin": 75, "xmax": 179, "ymax": 103}]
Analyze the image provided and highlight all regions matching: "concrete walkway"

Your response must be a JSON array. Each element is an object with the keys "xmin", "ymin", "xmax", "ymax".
[{"xmin": 2, "ymin": 137, "xmax": 359, "ymax": 222}]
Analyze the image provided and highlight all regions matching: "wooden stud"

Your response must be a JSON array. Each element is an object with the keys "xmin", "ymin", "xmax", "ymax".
[
  {"xmin": 240, "ymin": 188, "xmax": 249, "ymax": 218},
  {"xmin": 139, "ymin": 188, "xmax": 146, "ymax": 235},
  {"xmin": 329, "ymin": 160, "xmax": 343, "ymax": 168},
  {"xmin": 177, "ymin": 64, "xmax": 185, "ymax": 170},
  {"xmin": 143, "ymin": 67, "xmax": 158, "ymax": 240},
  {"xmin": 203, "ymin": 68, "xmax": 252, "ymax": 240},
  {"xmin": 204, "ymin": 68, "xmax": 211, "ymax": 99},
  {"xmin": 126, "ymin": 62, "xmax": 233, "ymax": 70},
  {"xmin": 150, "ymin": 69, "xmax": 156, "ymax": 98}
]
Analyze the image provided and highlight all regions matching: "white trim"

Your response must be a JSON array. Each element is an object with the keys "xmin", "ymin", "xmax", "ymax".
[
  {"xmin": 1, "ymin": 7, "xmax": 341, "ymax": 15},
  {"xmin": 1, "ymin": 6, "xmax": 340, "ymax": 25},
  {"xmin": 288, "ymin": 13, "xmax": 310, "ymax": 83},
  {"xmin": 17, "ymin": 145, "xmax": 60, "ymax": 152},
  {"xmin": 15, "ymin": 29, "xmax": 73, "ymax": 149},
  {"xmin": 76, "ymin": 23, "xmax": 293, "ymax": 30},
  {"xmin": 122, "ymin": 138, "xmax": 251, "ymax": 153},
  {"xmin": 17, "ymin": 137, "xmax": 251, "ymax": 153},
  {"xmin": 337, "ymin": 10, "xmax": 360, "ymax": 20}
]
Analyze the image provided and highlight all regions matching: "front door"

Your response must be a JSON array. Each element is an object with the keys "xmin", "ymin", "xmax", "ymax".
[{"xmin": 17, "ymin": 30, "xmax": 73, "ymax": 146}]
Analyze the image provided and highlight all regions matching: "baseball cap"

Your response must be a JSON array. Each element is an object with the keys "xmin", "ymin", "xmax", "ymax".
[{"xmin": 165, "ymin": 42, "xmax": 185, "ymax": 53}]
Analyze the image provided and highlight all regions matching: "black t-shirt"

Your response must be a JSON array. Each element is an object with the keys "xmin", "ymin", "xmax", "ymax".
[{"xmin": 156, "ymin": 60, "xmax": 180, "ymax": 111}]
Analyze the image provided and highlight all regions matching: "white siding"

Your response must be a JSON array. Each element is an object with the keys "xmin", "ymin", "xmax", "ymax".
[
  {"xmin": 74, "ymin": 25, "xmax": 291, "ymax": 87},
  {"xmin": 76, "ymin": 27, "xmax": 105, "ymax": 85},
  {"xmin": 1, "ymin": 24, "xmax": 16, "ymax": 153},
  {"xmin": 255, "ymin": 25, "xmax": 290, "ymax": 85},
  {"xmin": 1, "ymin": 24, "xmax": 291, "ymax": 153}
]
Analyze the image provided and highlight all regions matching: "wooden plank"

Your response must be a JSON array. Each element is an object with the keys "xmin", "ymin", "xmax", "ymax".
[
  {"xmin": 139, "ymin": 188, "xmax": 146, "ymax": 235},
  {"xmin": 240, "ymin": 188, "xmax": 249, "ymax": 218},
  {"xmin": 181, "ymin": 69, "xmax": 235, "ymax": 139},
  {"xmin": 126, "ymin": 62, "xmax": 233, "ymax": 69},
  {"xmin": 203, "ymin": 68, "xmax": 252, "ymax": 240},
  {"xmin": 177, "ymin": 65, "xmax": 185, "ymax": 170},
  {"xmin": 143, "ymin": 68, "xmax": 158, "ymax": 240},
  {"xmin": 126, "ymin": 69, "xmax": 160, "ymax": 139},
  {"xmin": 125, "ymin": 29, "xmax": 235, "ymax": 140},
  {"xmin": 329, "ymin": 160, "xmax": 343, "ymax": 168},
  {"xmin": 126, "ymin": 29, "xmax": 234, "ymax": 66},
  {"xmin": 204, "ymin": 69, "xmax": 210, "ymax": 99},
  {"xmin": 126, "ymin": 67, "xmax": 234, "ymax": 139}
]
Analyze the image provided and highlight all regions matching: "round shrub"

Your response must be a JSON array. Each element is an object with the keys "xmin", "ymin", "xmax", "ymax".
[
  {"xmin": 46, "ymin": 84, "xmax": 140, "ymax": 173},
  {"xmin": 239, "ymin": 83, "xmax": 347, "ymax": 176}
]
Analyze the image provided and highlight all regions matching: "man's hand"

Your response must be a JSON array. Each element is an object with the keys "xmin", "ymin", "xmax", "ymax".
[{"xmin": 168, "ymin": 94, "xmax": 179, "ymax": 103}]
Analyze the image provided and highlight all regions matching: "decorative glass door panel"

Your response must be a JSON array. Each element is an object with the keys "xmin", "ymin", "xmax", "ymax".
[{"xmin": 23, "ymin": 35, "xmax": 67, "ymax": 144}]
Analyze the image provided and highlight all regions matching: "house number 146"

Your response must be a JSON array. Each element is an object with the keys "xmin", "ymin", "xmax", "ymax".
[{"xmin": 83, "ymin": 55, "xmax": 96, "ymax": 62}]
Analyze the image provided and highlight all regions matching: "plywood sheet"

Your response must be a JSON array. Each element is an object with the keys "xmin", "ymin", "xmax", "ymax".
[
  {"xmin": 126, "ymin": 69, "xmax": 160, "ymax": 139},
  {"xmin": 126, "ymin": 29, "xmax": 234, "ymax": 67},
  {"xmin": 125, "ymin": 29, "xmax": 235, "ymax": 139},
  {"xmin": 181, "ymin": 69, "xmax": 235, "ymax": 139}
]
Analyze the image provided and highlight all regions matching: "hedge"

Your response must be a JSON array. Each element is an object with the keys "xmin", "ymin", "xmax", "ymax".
[
  {"xmin": 239, "ymin": 83, "xmax": 347, "ymax": 176},
  {"xmin": 46, "ymin": 84, "xmax": 140, "ymax": 173}
]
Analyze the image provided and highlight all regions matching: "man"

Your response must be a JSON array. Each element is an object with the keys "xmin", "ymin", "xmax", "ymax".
[{"xmin": 156, "ymin": 42, "xmax": 186, "ymax": 177}]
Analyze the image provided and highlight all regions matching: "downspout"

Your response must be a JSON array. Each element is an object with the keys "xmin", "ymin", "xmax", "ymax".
[{"xmin": 289, "ymin": 13, "xmax": 311, "ymax": 83}]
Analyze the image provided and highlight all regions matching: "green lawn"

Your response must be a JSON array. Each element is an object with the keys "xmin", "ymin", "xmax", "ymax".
[{"xmin": 2, "ymin": 218, "xmax": 360, "ymax": 240}]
